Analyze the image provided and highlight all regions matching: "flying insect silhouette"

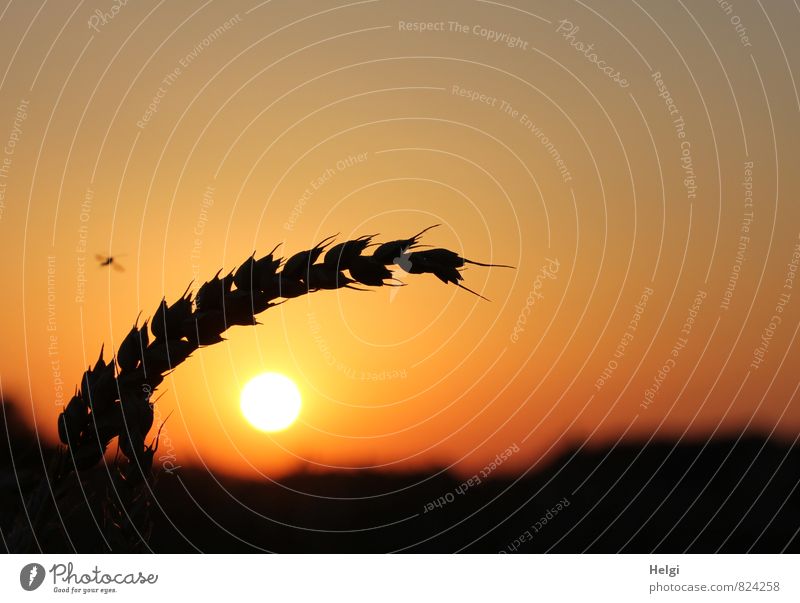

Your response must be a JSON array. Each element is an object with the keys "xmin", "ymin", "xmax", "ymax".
[{"xmin": 96, "ymin": 254, "xmax": 125, "ymax": 271}]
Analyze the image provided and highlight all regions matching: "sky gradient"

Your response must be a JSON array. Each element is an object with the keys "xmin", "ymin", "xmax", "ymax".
[{"xmin": 1, "ymin": 0, "xmax": 798, "ymax": 478}]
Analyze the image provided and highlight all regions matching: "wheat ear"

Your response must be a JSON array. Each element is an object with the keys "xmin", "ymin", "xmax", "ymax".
[{"xmin": 9, "ymin": 228, "xmax": 511, "ymax": 552}]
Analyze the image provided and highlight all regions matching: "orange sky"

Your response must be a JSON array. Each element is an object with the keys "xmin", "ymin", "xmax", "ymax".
[{"xmin": 0, "ymin": 0, "xmax": 799, "ymax": 478}]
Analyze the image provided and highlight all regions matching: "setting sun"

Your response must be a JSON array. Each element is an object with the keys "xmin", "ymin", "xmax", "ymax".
[
  {"xmin": 240, "ymin": 373, "xmax": 302, "ymax": 432},
  {"xmin": 2, "ymin": 0, "xmax": 799, "ymax": 565}
]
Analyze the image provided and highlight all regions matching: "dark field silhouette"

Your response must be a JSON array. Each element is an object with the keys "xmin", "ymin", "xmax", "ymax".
[
  {"xmin": 0, "ymin": 229, "xmax": 518, "ymax": 553},
  {"xmin": 3, "ymin": 402, "xmax": 797, "ymax": 553}
]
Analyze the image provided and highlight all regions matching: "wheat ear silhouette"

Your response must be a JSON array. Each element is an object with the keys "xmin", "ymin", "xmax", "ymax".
[{"xmin": 9, "ymin": 226, "xmax": 512, "ymax": 552}]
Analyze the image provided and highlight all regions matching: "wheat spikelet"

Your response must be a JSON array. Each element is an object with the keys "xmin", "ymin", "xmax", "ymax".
[{"xmin": 10, "ymin": 227, "xmax": 512, "ymax": 552}]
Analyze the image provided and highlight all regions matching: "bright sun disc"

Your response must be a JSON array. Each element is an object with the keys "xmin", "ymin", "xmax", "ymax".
[{"xmin": 240, "ymin": 373, "xmax": 302, "ymax": 432}]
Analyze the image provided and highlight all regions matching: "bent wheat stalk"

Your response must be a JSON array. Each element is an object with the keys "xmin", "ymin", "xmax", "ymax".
[{"xmin": 9, "ymin": 227, "xmax": 512, "ymax": 552}]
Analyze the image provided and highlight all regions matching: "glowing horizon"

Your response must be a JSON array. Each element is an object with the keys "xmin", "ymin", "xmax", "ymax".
[{"xmin": 0, "ymin": 1, "xmax": 798, "ymax": 479}]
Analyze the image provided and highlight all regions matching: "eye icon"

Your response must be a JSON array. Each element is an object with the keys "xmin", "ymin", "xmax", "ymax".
[{"xmin": 20, "ymin": 563, "xmax": 45, "ymax": 591}]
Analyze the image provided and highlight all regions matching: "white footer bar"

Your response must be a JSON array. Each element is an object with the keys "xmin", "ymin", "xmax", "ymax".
[{"xmin": 2, "ymin": 554, "xmax": 798, "ymax": 601}]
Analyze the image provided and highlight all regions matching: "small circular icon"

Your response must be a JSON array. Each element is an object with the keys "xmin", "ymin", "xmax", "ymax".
[{"xmin": 20, "ymin": 563, "xmax": 45, "ymax": 591}]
